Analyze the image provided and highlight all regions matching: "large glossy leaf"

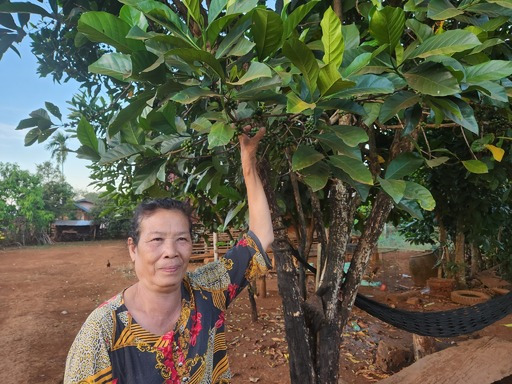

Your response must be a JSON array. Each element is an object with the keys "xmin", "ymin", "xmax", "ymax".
[
  {"xmin": 385, "ymin": 152, "xmax": 424, "ymax": 179},
  {"xmin": 0, "ymin": 2, "xmax": 51, "ymax": 17},
  {"xmin": 182, "ymin": 0, "xmax": 201, "ymax": 26},
  {"xmin": 133, "ymin": 160, "xmax": 167, "ymax": 194},
  {"xmin": 207, "ymin": 122, "xmax": 235, "ymax": 148},
  {"xmin": 171, "ymin": 87, "xmax": 218, "ymax": 104},
  {"xmin": 379, "ymin": 177, "xmax": 406, "ymax": 204},
  {"xmin": 283, "ymin": 37, "xmax": 319, "ymax": 94},
  {"xmin": 403, "ymin": 104, "xmax": 423, "ymax": 136},
  {"xmin": 331, "ymin": 74, "xmax": 394, "ymax": 98},
  {"xmin": 108, "ymin": 93, "xmax": 153, "ymax": 136},
  {"xmin": 282, "ymin": 1, "xmax": 319, "ymax": 40},
  {"xmin": 379, "ymin": 91, "xmax": 421, "ymax": 123},
  {"xmin": 411, "ymin": 30, "xmax": 480, "ymax": 58},
  {"xmin": 78, "ymin": 12, "xmax": 145, "ymax": 53},
  {"xmin": 369, "ymin": 6, "xmax": 405, "ymax": 52},
  {"xmin": 120, "ymin": 5, "xmax": 149, "ymax": 30},
  {"xmin": 404, "ymin": 63, "xmax": 460, "ymax": 96},
  {"xmin": 462, "ymin": 159, "xmax": 488, "ymax": 174},
  {"xmin": 467, "ymin": 81, "xmax": 508, "ymax": 103},
  {"xmin": 329, "ymin": 155, "xmax": 373, "ymax": 185},
  {"xmin": 292, "ymin": 145, "xmax": 325, "ymax": 171},
  {"xmin": 166, "ymin": 48, "xmax": 225, "ymax": 80},
  {"xmin": 226, "ymin": 38, "xmax": 255, "ymax": 57},
  {"xmin": 302, "ymin": 161, "xmax": 330, "ymax": 191},
  {"xmin": 223, "ymin": 201, "xmax": 246, "ymax": 230},
  {"xmin": 88, "ymin": 53, "xmax": 132, "ymax": 81},
  {"xmin": 215, "ymin": 16, "xmax": 252, "ymax": 58},
  {"xmin": 315, "ymin": 133, "xmax": 362, "ymax": 159},
  {"xmin": 205, "ymin": 14, "xmax": 238, "ymax": 46},
  {"xmin": 424, "ymin": 55, "xmax": 465, "ymax": 82},
  {"xmin": 342, "ymin": 52, "xmax": 372, "ymax": 78},
  {"xmin": 427, "ymin": 0, "xmax": 463, "ymax": 20},
  {"xmin": 77, "ymin": 117, "xmax": 98, "ymax": 152},
  {"xmin": 227, "ymin": 0, "xmax": 258, "ymax": 14},
  {"xmin": 252, "ymin": 9, "xmax": 283, "ymax": 60},
  {"xmin": 329, "ymin": 125, "xmax": 369, "ymax": 147},
  {"xmin": 160, "ymin": 135, "xmax": 189, "ymax": 154},
  {"xmin": 237, "ymin": 76, "xmax": 282, "ymax": 99},
  {"xmin": 228, "ymin": 62, "xmax": 271, "ymax": 85},
  {"xmin": 321, "ymin": 6, "xmax": 344, "ymax": 67},
  {"xmin": 208, "ymin": 0, "xmax": 228, "ymax": 24},
  {"xmin": 427, "ymin": 97, "xmax": 478, "ymax": 133},
  {"xmin": 403, "ymin": 181, "xmax": 435, "ymax": 210},
  {"xmin": 318, "ymin": 62, "xmax": 356, "ymax": 96},
  {"xmin": 286, "ymin": 93, "xmax": 316, "ymax": 113},
  {"xmin": 99, "ymin": 143, "xmax": 144, "ymax": 164},
  {"xmin": 465, "ymin": 60, "xmax": 512, "ymax": 83},
  {"xmin": 405, "ymin": 19, "xmax": 432, "ymax": 43}
]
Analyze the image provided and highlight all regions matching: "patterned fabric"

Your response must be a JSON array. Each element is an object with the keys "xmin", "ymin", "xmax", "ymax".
[{"xmin": 64, "ymin": 231, "xmax": 270, "ymax": 384}]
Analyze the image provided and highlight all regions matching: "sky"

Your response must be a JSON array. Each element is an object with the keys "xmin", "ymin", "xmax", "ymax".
[{"xmin": 0, "ymin": 38, "xmax": 95, "ymax": 192}]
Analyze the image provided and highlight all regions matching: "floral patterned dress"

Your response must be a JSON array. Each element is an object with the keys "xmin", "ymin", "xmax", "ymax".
[{"xmin": 64, "ymin": 231, "xmax": 271, "ymax": 384}]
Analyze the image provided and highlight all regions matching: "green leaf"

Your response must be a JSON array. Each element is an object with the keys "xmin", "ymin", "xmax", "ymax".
[
  {"xmin": 286, "ymin": 93, "xmax": 316, "ymax": 113},
  {"xmin": 207, "ymin": 122, "xmax": 235, "ymax": 149},
  {"xmin": 252, "ymin": 9, "xmax": 283, "ymax": 60},
  {"xmin": 427, "ymin": 0, "xmax": 463, "ymax": 20},
  {"xmin": 100, "ymin": 143, "xmax": 143, "ymax": 164},
  {"xmin": 403, "ymin": 104, "xmax": 422, "ymax": 136},
  {"xmin": 427, "ymin": 97, "xmax": 478, "ymax": 134},
  {"xmin": 88, "ymin": 53, "xmax": 132, "ymax": 81},
  {"xmin": 228, "ymin": 62, "xmax": 272, "ymax": 85},
  {"xmin": 16, "ymin": 117, "xmax": 39, "ymax": 130},
  {"xmin": 379, "ymin": 91, "xmax": 421, "ymax": 123},
  {"xmin": 133, "ymin": 160, "xmax": 167, "ymax": 194},
  {"xmin": 331, "ymin": 74, "xmax": 394, "ymax": 98},
  {"xmin": 404, "ymin": 63, "xmax": 460, "ymax": 96},
  {"xmin": 468, "ymin": 81, "xmax": 508, "ymax": 103},
  {"xmin": 0, "ymin": 2, "xmax": 51, "ymax": 17},
  {"xmin": 462, "ymin": 159, "xmax": 488, "ymax": 174},
  {"xmin": 282, "ymin": 1, "xmax": 319, "ymax": 40},
  {"xmin": 44, "ymin": 102, "xmax": 62, "ymax": 121},
  {"xmin": 208, "ymin": 0, "xmax": 228, "ymax": 24},
  {"xmin": 397, "ymin": 200, "xmax": 424, "ymax": 220},
  {"xmin": 385, "ymin": 152, "xmax": 424, "ymax": 179},
  {"xmin": 465, "ymin": 60, "xmax": 512, "ymax": 83},
  {"xmin": 77, "ymin": 117, "xmax": 98, "ymax": 152},
  {"xmin": 226, "ymin": 37, "xmax": 255, "ymax": 57},
  {"xmin": 108, "ymin": 93, "xmax": 153, "ymax": 137},
  {"xmin": 167, "ymin": 48, "xmax": 225, "ymax": 80},
  {"xmin": 329, "ymin": 155, "xmax": 373, "ymax": 185},
  {"xmin": 405, "ymin": 19, "xmax": 433, "ymax": 43},
  {"xmin": 425, "ymin": 156, "xmax": 449, "ymax": 167},
  {"xmin": 379, "ymin": 177, "xmax": 406, "ymax": 204},
  {"xmin": 321, "ymin": 7, "xmax": 344, "ymax": 67},
  {"xmin": 329, "ymin": 125, "xmax": 369, "ymax": 147},
  {"xmin": 292, "ymin": 145, "xmax": 325, "ymax": 171},
  {"xmin": 78, "ymin": 11, "xmax": 145, "ymax": 53},
  {"xmin": 369, "ymin": 6, "xmax": 405, "ymax": 52},
  {"xmin": 171, "ymin": 87, "xmax": 218, "ymax": 104},
  {"xmin": 318, "ymin": 62, "xmax": 356, "ymax": 96},
  {"xmin": 403, "ymin": 181, "xmax": 435, "ymax": 210},
  {"xmin": 341, "ymin": 52, "xmax": 372, "ymax": 78},
  {"xmin": 215, "ymin": 16, "xmax": 252, "ymax": 59},
  {"xmin": 120, "ymin": 5, "xmax": 149, "ymax": 30},
  {"xmin": 227, "ymin": 0, "xmax": 258, "ymax": 14},
  {"xmin": 182, "ymin": 0, "xmax": 202, "ymax": 26},
  {"xmin": 161, "ymin": 135, "xmax": 189, "ymax": 154},
  {"xmin": 223, "ymin": 201, "xmax": 246, "ymax": 230},
  {"xmin": 411, "ymin": 30, "xmax": 480, "ymax": 58},
  {"xmin": 315, "ymin": 133, "xmax": 362, "ymax": 160},
  {"xmin": 24, "ymin": 128, "xmax": 40, "ymax": 146},
  {"xmin": 237, "ymin": 76, "xmax": 283, "ymax": 99},
  {"xmin": 424, "ymin": 55, "xmax": 466, "ymax": 82},
  {"xmin": 302, "ymin": 161, "xmax": 330, "ymax": 192},
  {"xmin": 283, "ymin": 37, "xmax": 319, "ymax": 94}
]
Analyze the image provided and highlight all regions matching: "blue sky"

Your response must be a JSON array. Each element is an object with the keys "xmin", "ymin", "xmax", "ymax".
[{"xmin": 0, "ymin": 39, "xmax": 94, "ymax": 191}]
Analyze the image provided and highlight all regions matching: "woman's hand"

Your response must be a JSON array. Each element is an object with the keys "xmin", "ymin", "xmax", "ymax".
[{"xmin": 238, "ymin": 125, "xmax": 265, "ymax": 167}]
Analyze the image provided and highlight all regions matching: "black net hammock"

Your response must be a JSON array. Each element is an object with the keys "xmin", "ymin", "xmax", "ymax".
[{"xmin": 293, "ymin": 251, "xmax": 512, "ymax": 338}]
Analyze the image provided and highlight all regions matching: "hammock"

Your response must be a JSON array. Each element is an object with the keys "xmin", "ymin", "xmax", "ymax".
[{"xmin": 290, "ymin": 249, "xmax": 512, "ymax": 337}]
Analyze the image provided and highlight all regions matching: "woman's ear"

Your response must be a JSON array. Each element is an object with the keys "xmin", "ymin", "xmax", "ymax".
[{"xmin": 127, "ymin": 237, "xmax": 136, "ymax": 262}]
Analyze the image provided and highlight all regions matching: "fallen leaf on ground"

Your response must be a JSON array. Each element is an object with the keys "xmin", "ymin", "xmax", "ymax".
[{"xmin": 249, "ymin": 377, "xmax": 260, "ymax": 382}]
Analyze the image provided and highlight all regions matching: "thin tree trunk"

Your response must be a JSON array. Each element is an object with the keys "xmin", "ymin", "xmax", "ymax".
[
  {"xmin": 470, "ymin": 242, "xmax": 480, "ymax": 279},
  {"xmin": 248, "ymin": 282, "xmax": 258, "ymax": 322},
  {"xmin": 258, "ymin": 158, "xmax": 316, "ymax": 384},
  {"xmin": 454, "ymin": 222, "xmax": 465, "ymax": 287}
]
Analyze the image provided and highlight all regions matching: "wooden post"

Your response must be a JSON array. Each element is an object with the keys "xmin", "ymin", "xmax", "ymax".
[
  {"xmin": 213, "ymin": 232, "xmax": 218, "ymax": 261},
  {"xmin": 256, "ymin": 275, "xmax": 267, "ymax": 298},
  {"xmin": 412, "ymin": 334, "xmax": 436, "ymax": 361}
]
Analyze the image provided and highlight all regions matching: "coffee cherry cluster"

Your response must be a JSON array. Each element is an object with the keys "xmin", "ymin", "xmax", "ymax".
[
  {"xmin": 181, "ymin": 138, "xmax": 194, "ymax": 152},
  {"xmin": 304, "ymin": 117, "xmax": 316, "ymax": 136},
  {"xmin": 226, "ymin": 99, "xmax": 238, "ymax": 111},
  {"xmin": 275, "ymin": 136, "xmax": 295, "ymax": 150}
]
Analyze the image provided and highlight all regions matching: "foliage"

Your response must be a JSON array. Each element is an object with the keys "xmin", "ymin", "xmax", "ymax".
[
  {"xmin": 0, "ymin": 162, "xmax": 53, "ymax": 245},
  {"xmin": 36, "ymin": 161, "xmax": 76, "ymax": 219},
  {"xmin": 89, "ymin": 193, "xmax": 138, "ymax": 239}
]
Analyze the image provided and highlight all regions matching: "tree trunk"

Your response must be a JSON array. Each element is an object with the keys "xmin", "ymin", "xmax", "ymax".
[
  {"xmin": 470, "ymin": 242, "xmax": 480, "ymax": 279},
  {"xmin": 258, "ymin": 158, "xmax": 316, "ymax": 384},
  {"xmin": 454, "ymin": 222, "xmax": 465, "ymax": 287},
  {"xmin": 248, "ymin": 282, "xmax": 258, "ymax": 322}
]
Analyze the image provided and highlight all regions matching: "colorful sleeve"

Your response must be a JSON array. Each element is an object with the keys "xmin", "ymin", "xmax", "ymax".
[
  {"xmin": 64, "ymin": 305, "xmax": 115, "ymax": 384},
  {"xmin": 220, "ymin": 230, "xmax": 272, "ymax": 305}
]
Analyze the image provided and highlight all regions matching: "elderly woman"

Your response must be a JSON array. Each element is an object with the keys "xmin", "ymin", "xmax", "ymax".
[{"xmin": 64, "ymin": 127, "xmax": 274, "ymax": 384}]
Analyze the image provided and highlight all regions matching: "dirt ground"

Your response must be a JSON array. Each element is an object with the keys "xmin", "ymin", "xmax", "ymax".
[{"xmin": 1, "ymin": 240, "xmax": 511, "ymax": 384}]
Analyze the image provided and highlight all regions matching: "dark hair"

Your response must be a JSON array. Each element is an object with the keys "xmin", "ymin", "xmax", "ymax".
[{"xmin": 129, "ymin": 198, "xmax": 193, "ymax": 245}]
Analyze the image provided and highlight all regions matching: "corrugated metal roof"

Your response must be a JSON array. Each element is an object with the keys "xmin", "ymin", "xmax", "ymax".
[{"xmin": 54, "ymin": 220, "xmax": 95, "ymax": 226}]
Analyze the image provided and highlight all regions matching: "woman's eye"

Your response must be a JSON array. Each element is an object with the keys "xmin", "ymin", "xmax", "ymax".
[
  {"xmin": 178, "ymin": 237, "xmax": 189, "ymax": 242},
  {"xmin": 151, "ymin": 238, "xmax": 163, "ymax": 242}
]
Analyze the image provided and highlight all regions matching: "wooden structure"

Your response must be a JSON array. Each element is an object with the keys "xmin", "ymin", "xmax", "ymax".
[{"xmin": 53, "ymin": 220, "xmax": 99, "ymax": 241}]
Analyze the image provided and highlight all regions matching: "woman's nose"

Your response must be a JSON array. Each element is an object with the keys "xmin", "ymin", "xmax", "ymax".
[{"xmin": 163, "ymin": 239, "xmax": 178, "ymax": 258}]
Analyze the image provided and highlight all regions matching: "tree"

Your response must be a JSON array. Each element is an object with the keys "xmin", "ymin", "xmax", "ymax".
[
  {"xmin": 0, "ymin": 162, "xmax": 53, "ymax": 245},
  {"xmin": 36, "ymin": 161, "xmax": 76, "ymax": 220},
  {"xmin": 44, "ymin": 131, "xmax": 71, "ymax": 177},
  {"xmin": 3, "ymin": 0, "xmax": 512, "ymax": 382}
]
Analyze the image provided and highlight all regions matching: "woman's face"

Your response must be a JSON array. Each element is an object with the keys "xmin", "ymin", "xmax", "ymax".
[{"xmin": 128, "ymin": 209, "xmax": 192, "ymax": 292}]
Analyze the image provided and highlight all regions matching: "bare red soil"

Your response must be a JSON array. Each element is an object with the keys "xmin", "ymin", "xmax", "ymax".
[{"xmin": 0, "ymin": 241, "xmax": 510, "ymax": 383}]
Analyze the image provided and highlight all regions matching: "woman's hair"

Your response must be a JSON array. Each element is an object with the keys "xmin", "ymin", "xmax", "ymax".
[{"xmin": 129, "ymin": 198, "xmax": 193, "ymax": 245}]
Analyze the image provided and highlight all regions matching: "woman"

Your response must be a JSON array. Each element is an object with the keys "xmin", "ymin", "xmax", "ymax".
[{"xmin": 64, "ymin": 127, "xmax": 274, "ymax": 384}]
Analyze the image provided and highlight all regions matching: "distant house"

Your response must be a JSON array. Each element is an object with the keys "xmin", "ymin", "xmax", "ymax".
[{"xmin": 53, "ymin": 199, "xmax": 99, "ymax": 241}]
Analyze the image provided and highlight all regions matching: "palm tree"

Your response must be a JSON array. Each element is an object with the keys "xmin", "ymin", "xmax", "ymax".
[{"xmin": 45, "ymin": 131, "xmax": 71, "ymax": 178}]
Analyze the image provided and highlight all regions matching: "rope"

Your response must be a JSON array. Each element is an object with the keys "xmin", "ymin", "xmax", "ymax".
[{"xmin": 288, "ymin": 247, "xmax": 512, "ymax": 337}]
